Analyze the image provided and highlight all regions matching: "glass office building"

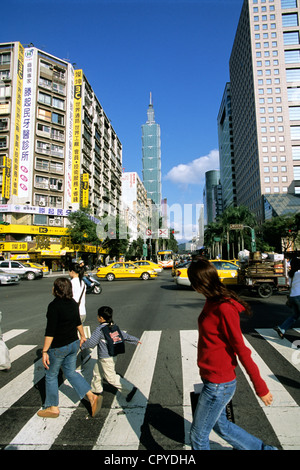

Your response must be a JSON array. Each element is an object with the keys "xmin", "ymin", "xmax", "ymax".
[{"xmin": 141, "ymin": 94, "xmax": 162, "ymax": 211}]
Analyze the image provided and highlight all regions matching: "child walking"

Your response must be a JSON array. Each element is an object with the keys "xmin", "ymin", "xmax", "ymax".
[{"xmin": 80, "ymin": 306, "xmax": 140, "ymax": 404}]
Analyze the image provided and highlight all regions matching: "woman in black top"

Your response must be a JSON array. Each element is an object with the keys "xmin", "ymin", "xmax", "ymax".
[{"xmin": 37, "ymin": 277, "xmax": 102, "ymax": 418}]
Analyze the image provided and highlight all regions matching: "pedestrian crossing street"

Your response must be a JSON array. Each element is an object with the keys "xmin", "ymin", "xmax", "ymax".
[{"xmin": 0, "ymin": 327, "xmax": 299, "ymax": 450}]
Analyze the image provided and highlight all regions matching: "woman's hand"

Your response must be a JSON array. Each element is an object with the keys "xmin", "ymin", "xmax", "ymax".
[
  {"xmin": 42, "ymin": 352, "xmax": 50, "ymax": 370},
  {"xmin": 80, "ymin": 336, "xmax": 87, "ymax": 348},
  {"xmin": 260, "ymin": 391, "xmax": 273, "ymax": 406}
]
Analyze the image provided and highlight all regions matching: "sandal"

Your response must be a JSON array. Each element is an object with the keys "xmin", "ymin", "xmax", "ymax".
[{"xmin": 37, "ymin": 408, "xmax": 59, "ymax": 418}]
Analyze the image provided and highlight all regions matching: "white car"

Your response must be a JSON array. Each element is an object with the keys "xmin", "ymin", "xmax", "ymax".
[
  {"xmin": 0, "ymin": 260, "xmax": 43, "ymax": 280},
  {"xmin": 0, "ymin": 269, "xmax": 20, "ymax": 285}
]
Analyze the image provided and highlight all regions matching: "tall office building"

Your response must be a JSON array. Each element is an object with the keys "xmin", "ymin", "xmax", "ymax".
[
  {"xmin": 217, "ymin": 82, "xmax": 237, "ymax": 210},
  {"xmin": 203, "ymin": 170, "xmax": 222, "ymax": 224},
  {"xmin": 229, "ymin": 0, "xmax": 300, "ymax": 222},
  {"xmin": 141, "ymin": 93, "xmax": 162, "ymax": 212}
]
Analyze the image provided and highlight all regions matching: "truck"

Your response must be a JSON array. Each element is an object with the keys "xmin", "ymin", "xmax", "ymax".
[{"xmin": 240, "ymin": 252, "xmax": 289, "ymax": 298}]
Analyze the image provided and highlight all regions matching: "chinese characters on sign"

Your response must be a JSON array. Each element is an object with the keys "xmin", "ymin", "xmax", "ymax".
[
  {"xmin": 72, "ymin": 69, "xmax": 83, "ymax": 204},
  {"xmin": 12, "ymin": 42, "xmax": 24, "ymax": 196}
]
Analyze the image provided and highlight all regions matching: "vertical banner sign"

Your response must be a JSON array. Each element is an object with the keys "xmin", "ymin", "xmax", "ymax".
[
  {"xmin": 12, "ymin": 42, "xmax": 24, "ymax": 196},
  {"xmin": 72, "ymin": 69, "xmax": 83, "ymax": 204},
  {"xmin": 81, "ymin": 173, "xmax": 89, "ymax": 208},
  {"xmin": 2, "ymin": 156, "xmax": 11, "ymax": 199},
  {"xmin": 18, "ymin": 47, "xmax": 37, "ymax": 199},
  {"xmin": 65, "ymin": 64, "xmax": 74, "ymax": 205}
]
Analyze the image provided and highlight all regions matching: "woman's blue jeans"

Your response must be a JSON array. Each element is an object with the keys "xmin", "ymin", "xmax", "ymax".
[
  {"xmin": 43, "ymin": 339, "xmax": 91, "ymax": 408},
  {"xmin": 280, "ymin": 295, "xmax": 300, "ymax": 333},
  {"xmin": 190, "ymin": 379, "xmax": 277, "ymax": 450}
]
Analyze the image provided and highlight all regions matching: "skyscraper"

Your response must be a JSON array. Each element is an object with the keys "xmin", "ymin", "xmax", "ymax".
[
  {"xmin": 229, "ymin": 0, "xmax": 300, "ymax": 222},
  {"xmin": 141, "ymin": 93, "xmax": 162, "ymax": 211}
]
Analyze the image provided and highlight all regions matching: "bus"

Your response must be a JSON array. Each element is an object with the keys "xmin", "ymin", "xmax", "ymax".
[{"xmin": 157, "ymin": 250, "xmax": 174, "ymax": 269}]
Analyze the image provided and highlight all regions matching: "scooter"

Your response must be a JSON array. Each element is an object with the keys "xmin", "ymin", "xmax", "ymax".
[{"xmin": 83, "ymin": 273, "xmax": 102, "ymax": 294}]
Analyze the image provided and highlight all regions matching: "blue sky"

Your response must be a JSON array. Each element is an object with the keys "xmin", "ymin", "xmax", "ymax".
[{"xmin": 2, "ymin": 0, "xmax": 243, "ymax": 238}]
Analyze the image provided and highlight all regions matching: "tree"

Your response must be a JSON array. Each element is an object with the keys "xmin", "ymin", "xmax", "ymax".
[{"xmin": 66, "ymin": 206, "xmax": 99, "ymax": 246}]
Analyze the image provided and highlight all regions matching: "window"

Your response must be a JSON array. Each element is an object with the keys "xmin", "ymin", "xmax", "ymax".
[
  {"xmin": 289, "ymin": 107, "xmax": 300, "ymax": 120},
  {"xmin": 38, "ymin": 92, "xmax": 51, "ymax": 106},
  {"xmin": 292, "ymin": 146, "xmax": 300, "ymax": 160},
  {"xmin": 288, "ymin": 88, "xmax": 300, "ymax": 100},
  {"xmin": 284, "ymin": 32, "xmax": 300, "ymax": 46},
  {"xmin": 285, "ymin": 50, "xmax": 300, "ymax": 63},
  {"xmin": 52, "ymin": 97, "xmax": 64, "ymax": 110},
  {"xmin": 286, "ymin": 69, "xmax": 300, "ymax": 81},
  {"xmin": 281, "ymin": 0, "xmax": 297, "ymax": 8},
  {"xmin": 52, "ymin": 112, "xmax": 64, "ymax": 125},
  {"xmin": 291, "ymin": 126, "xmax": 300, "ymax": 140},
  {"xmin": 37, "ymin": 108, "xmax": 51, "ymax": 122},
  {"xmin": 282, "ymin": 13, "xmax": 298, "ymax": 27},
  {"xmin": 293, "ymin": 166, "xmax": 300, "ymax": 180}
]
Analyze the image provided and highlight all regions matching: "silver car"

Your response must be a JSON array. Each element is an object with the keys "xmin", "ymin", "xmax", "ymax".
[
  {"xmin": 0, "ymin": 260, "xmax": 43, "ymax": 280},
  {"xmin": 0, "ymin": 269, "xmax": 20, "ymax": 285}
]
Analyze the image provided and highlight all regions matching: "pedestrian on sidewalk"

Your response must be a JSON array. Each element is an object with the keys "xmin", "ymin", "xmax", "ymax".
[
  {"xmin": 274, "ymin": 256, "xmax": 300, "ymax": 339},
  {"xmin": 187, "ymin": 257, "xmax": 277, "ymax": 450},
  {"xmin": 80, "ymin": 306, "xmax": 140, "ymax": 402},
  {"xmin": 37, "ymin": 277, "xmax": 101, "ymax": 419}
]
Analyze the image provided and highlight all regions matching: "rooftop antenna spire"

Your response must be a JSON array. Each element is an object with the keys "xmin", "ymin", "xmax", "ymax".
[{"xmin": 149, "ymin": 91, "xmax": 153, "ymax": 106}]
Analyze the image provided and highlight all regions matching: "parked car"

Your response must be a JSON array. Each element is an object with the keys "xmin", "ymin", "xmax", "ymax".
[
  {"xmin": 133, "ymin": 260, "xmax": 163, "ymax": 273},
  {"xmin": 23, "ymin": 262, "xmax": 49, "ymax": 274},
  {"xmin": 0, "ymin": 260, "xmax": 43, "ymax": 280},
  {"xmin": 174, "ymin": 259, "xmax": 240, "ymax": 287},
  {"xmin": 96, "ymin": 261, "xmax": 157, "ymax": 281},
  {"xmin": 0, "ymin": 269, "xmax": 20, "ymax": 285}
]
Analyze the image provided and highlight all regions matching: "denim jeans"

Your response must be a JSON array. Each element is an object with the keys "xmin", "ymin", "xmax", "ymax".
[
  {"xmin": 43, "ymin": 339, "xmax": 91, "ymax": 408},
  {"xmin": 190, "ymin": 379, "xmax": 277, "ymax": 450},
  {"xmin": 280, "ymin": 295, "xmax": 300, "ymax": 333}
]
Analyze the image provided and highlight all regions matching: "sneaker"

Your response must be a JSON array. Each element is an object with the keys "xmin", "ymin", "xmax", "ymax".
[{"xmin": 126, "ymin": 386, "xmax": 138, "ymax": 402}]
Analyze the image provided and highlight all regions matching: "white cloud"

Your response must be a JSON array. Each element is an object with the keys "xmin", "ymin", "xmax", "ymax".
[{"xmin": 165, "ymin": 149, "xmax": 219, "ymax": 185}]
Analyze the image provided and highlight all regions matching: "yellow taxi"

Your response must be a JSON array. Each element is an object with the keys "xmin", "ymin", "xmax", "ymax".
[
  {"xmin": 96, "ymin": 261, "xmax": 157, "ymax": 281},
  {"xmin": 174, "ymin": 259, "xmax": 240, "ymax": 287},
  {"xmin": 23, "ymin": 262, "xmax": 49, "ymax": 274},
  {"xmin": 133, "ymin": 260, "xmax": 163, "ymax": 273}
]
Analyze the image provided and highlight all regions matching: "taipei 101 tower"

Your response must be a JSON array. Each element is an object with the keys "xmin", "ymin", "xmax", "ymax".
[{"xmin": 142, "ymin": 93, "xmax": 162, "ymax": 212}]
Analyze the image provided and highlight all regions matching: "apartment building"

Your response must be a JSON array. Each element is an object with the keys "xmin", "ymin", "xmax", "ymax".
[
  {"xmin": 0, "ymin": 42, "xmax": 122, "ymax": 261},
  {"xmin": 229, "ymin": 0, "xmax": 300, "ymax": 222},
  {"xmin": 121, "ymin": 171, "xmax": 149, "ymax": 241}
]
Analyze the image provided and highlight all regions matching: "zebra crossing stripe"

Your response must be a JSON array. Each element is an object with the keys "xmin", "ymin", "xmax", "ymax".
[
  {"xmin": 9, "ymin": 345, "xmax": 37, "ymax": 363},
  {"xmin": 256, "ymin": 328, "xmax": 300, "ymax": 373},
  {"xmin": 0, "ymin": 359, "xmax": 45, "ymax": 417},
  {"xmin": 5, "ymin": 348, "xmax": 98, "ymax": 450},
  {"xmin": 180, "ymin": 330, "xmax": 232, "ymax": 450},
  {"xmin": 241, "ymin": 335, "xmax": 300, "ymax": 450},
  {"xmin": 93, "ymin": 330, "xmax": 161, "ymax": 450},
  {"xmin": 2, "ymin": 329, "xmax": 28, "ymax": 342}
]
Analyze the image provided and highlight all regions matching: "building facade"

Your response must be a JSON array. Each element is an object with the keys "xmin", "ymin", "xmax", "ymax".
[
  {"xmin": 203, "ymin": 170, "xmax": 222, "ymax": 224},
  {"xmin": 141, "ymin": 93, "xmax": 162, "ymax": 212},
  {"xmin": 217, "ymin": 82, "xmax": 237, "ymax": 210},
  {"xmin": 0, "ymin": 42, "xmax": 122, "ymax": 264},
  {"xmin": 229, "ymin": 0, "xmax": 300, "ymax": 222},
  {"xmin": 121, "ymin": 171, "xmax": 149, "ymax": 241}
]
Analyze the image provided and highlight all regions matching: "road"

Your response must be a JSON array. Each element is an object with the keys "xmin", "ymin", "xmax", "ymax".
[{"xmin": 0, "ymin": 271, "xmax": 299, "ymax": 451}]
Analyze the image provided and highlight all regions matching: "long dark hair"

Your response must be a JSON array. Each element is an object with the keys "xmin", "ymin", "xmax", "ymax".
[
  {"xmin": 69, "ymin": 262, "xmax": 84, "ymax": 283},
  {"xmin": 53, "ymin": 277, "xmax": 73, "ymax": 300},
  {"xmin": 289, "ymin": 257, "xmax": 300, "ymax": 279},
  {"xmin": 187, "ymin": 257, "xmax": 252, "ymax": 316}
]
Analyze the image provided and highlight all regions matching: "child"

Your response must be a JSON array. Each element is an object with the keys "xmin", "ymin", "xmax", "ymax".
[{"xmin": 80, "ymin": 306, "xmax": 140, "ymax": 402}]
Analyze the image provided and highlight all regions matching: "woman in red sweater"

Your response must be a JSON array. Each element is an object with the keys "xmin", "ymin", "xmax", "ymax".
[{"xmin": 187, "ymin": 258, "xmax": 277, "ymax": 450}]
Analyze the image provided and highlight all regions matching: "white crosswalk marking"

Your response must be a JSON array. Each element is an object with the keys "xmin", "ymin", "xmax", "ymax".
[
  {"xmin": 180, "ymin": 330, "xmax": 232, "ymax": 450},
  {"xmin": 5, "ymin": 348, "xmax": 98, "ymax": 450},
  {"xmin": 93, "ymin": 330, "xmax": 161, "ymax": 450},
  {"xmin": 0, "ymin": 327, "xmax": 299, "ymax": 450},
  {"xmin": 240, "ymin": 333, "xmax": 300, "ymax": 450}
]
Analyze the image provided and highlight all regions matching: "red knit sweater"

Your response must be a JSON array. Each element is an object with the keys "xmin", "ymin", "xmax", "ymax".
[{"xmin": 197, "ymin": 298, "xmax": 269, "ymax": 397}]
